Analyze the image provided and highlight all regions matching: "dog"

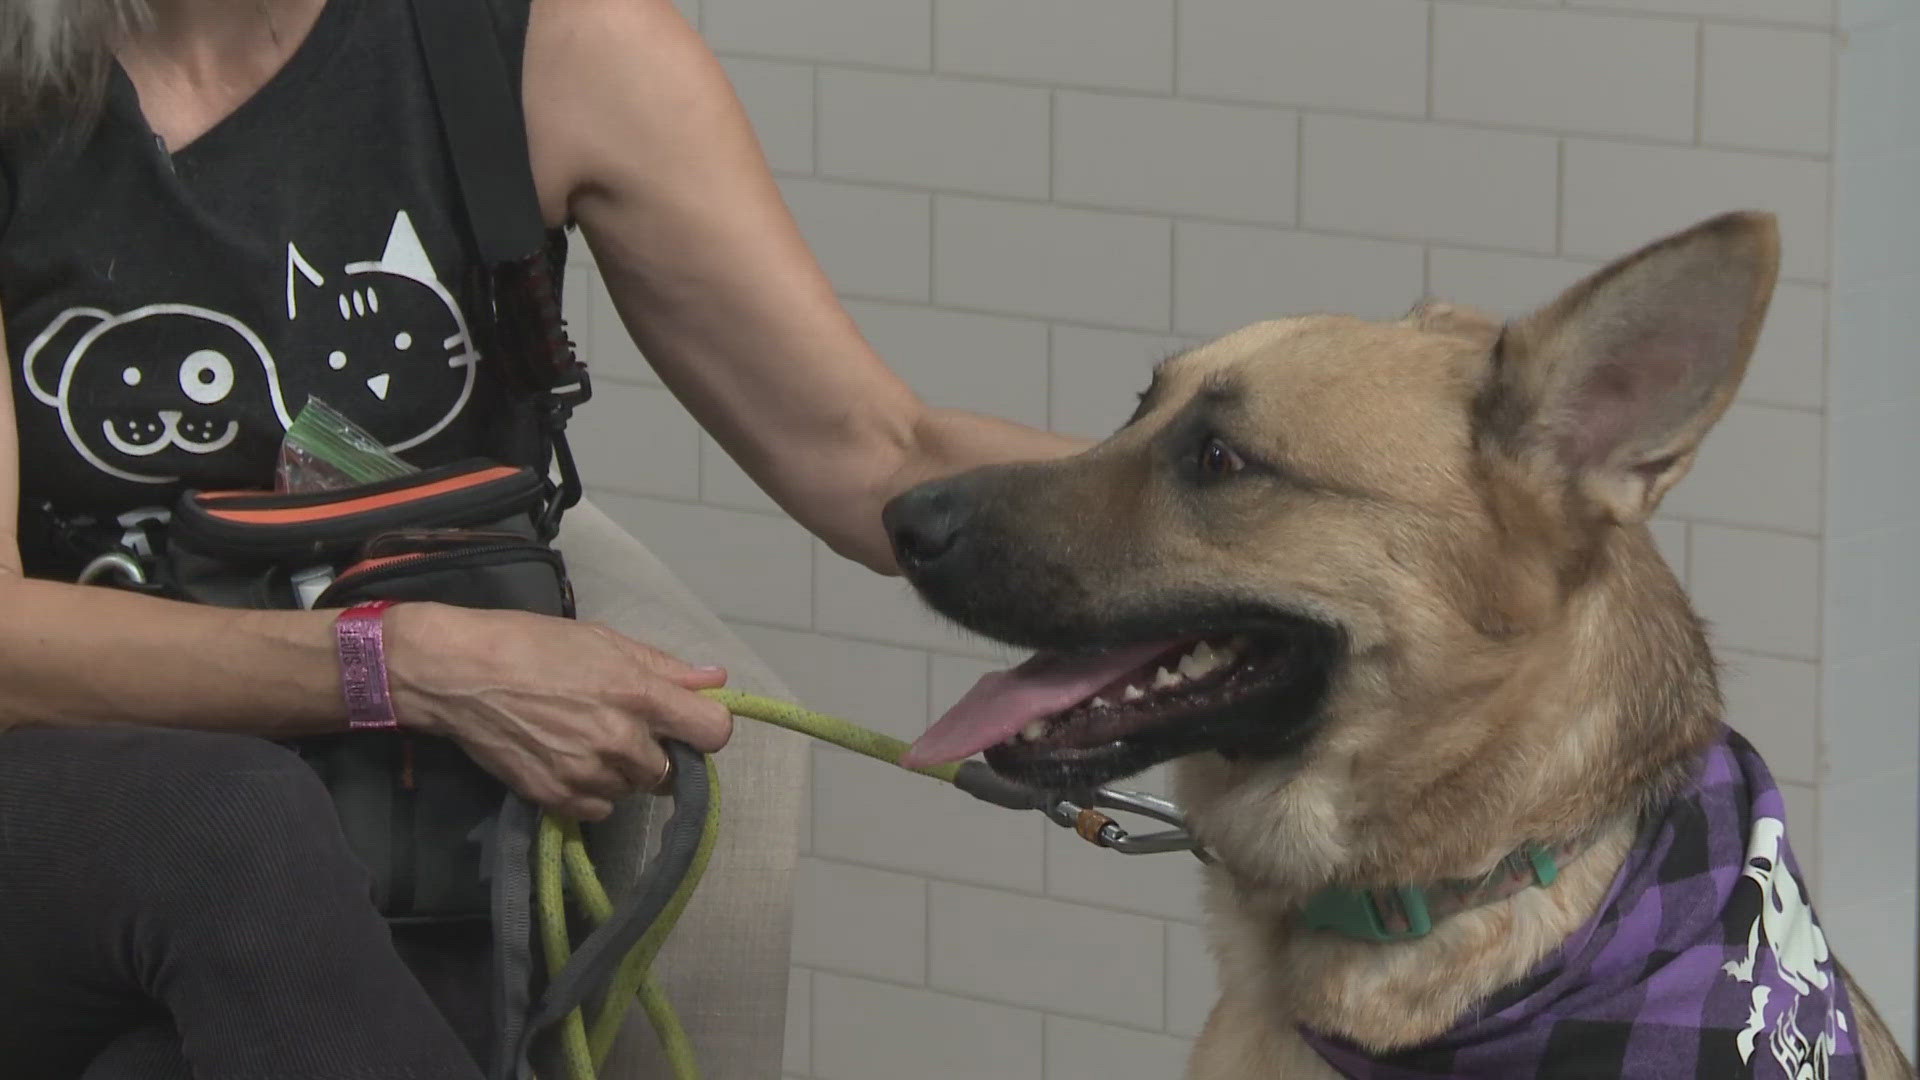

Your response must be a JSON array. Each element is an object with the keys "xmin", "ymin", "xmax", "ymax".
[{"xmin": 886, "ymin": 211, "xmax": 1914, "ymax": 1078}]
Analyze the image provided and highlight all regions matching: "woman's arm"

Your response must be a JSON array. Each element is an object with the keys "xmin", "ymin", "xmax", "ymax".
[
  {"xmin": 523, "ymin": 0, "xmax": 1090, "ymax": 576},
  {"xmin": 0, "ymin": 312, "xmax": 727, "ymax": 818},
  {"xmin": 0, "ymin": 320, "xmax": 347, "ymax": 736}
]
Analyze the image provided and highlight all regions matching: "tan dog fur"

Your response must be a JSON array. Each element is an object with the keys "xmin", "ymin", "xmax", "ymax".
[{"xmin": 922, "ymin": 212, "xmax": 1911, "ymax": 1077}]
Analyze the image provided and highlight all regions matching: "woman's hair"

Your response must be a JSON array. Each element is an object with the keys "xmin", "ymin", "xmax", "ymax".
[{"xmin": 0, "ymin": 0, "xmax": 151, "ymax": 131}]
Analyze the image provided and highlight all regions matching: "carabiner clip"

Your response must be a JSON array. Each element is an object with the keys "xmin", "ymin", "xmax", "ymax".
[
  {"xmin": 77, "ymin": 551, "xmax": 149, "ymax": 589},
  {"xmin": 1043, "ymin": 787, "xmax": 1213, "ymax": 864}
]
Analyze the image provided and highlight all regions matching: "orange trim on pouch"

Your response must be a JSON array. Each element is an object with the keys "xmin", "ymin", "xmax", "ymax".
[{"xmin": 199, "ymin": 466, "xmax": 522, "ymax": 525}]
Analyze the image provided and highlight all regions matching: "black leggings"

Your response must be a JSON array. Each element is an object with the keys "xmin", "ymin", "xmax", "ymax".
[{"xmin": 0, "ymin": 724, "xmax": 490, "ymax": 1080}]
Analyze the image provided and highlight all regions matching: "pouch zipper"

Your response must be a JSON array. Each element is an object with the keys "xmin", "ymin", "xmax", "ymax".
[
  {"xmin": 316, "ymin": 543, "xmax": 559, "ymax": 607},
  {"xmin": 173, "ymin": 468, "xmax": 547, "ymax": 563}
]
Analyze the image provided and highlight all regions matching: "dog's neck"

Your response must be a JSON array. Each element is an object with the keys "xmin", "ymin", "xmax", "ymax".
[
  {"xmin": 1194, "ymin": 524, "xmax": 1720, "ymax": 1053},
  {"xmin": 1208, "ymin": 812, "xmax": 1643, "ymax": 1052}
]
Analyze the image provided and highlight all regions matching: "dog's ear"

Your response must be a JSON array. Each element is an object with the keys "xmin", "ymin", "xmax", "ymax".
[{"xmin": 1476, "ymin": 211, "xmax": 1780, "ymax": 524}]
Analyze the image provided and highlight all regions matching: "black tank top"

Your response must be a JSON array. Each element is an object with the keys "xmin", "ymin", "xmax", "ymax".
[{"xmin": 1, "ymin": 0, "xmax": 544, "ymax": 574}]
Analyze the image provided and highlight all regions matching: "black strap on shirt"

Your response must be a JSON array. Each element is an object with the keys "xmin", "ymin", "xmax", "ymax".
[
  {"xmin": 407, "ymin": 0, "xmax": 591, "ymax": 537},
  {"xmin": 408, "ymin": 0, "xmax": 546, "ymax": 268}
]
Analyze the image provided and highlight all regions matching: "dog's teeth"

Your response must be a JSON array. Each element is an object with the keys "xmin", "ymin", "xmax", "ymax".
[
  {"xmin": 1153, "ymin": 666, "xmax": 1182, "ymax": 689},
  {"xmin": 1089, "ymin": 695, "xmax": 1111, "ymax": 710},
  {"xmin": 1122, "ymin": 684, "xmax": 1146, "ymax": 702},
  {"xmin": 1021, "ymin": 721, "xmax": 1047, "ymax": 742},
  {"xmin": 1179, "ymin": 646, "xmax": 1225, "ymax": 679}
]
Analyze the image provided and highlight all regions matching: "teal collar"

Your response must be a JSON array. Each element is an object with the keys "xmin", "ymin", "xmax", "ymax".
[{"xmin": 1301, "ymin": 839, "xmax": 1583, "ymax": 943}]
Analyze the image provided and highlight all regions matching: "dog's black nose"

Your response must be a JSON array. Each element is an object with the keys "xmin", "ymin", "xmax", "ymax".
[{"xmin": 883, "ymin": 480, "xmax": 971, "ymax": 571}]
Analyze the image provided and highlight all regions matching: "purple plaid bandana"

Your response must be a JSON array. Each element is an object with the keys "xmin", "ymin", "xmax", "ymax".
[{"xmin": 1302, "ymin": 727, "xmax": 1863, "ymax": 1078}]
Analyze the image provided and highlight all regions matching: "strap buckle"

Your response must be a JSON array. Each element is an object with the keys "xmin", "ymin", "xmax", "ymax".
[
  {"xmin": 1301, "ymin": 884, "xmax": 1434, "ymax": 943},
  {"xmin": 536, "ymin": 377, "xmax": 590, "ymax": 540}
]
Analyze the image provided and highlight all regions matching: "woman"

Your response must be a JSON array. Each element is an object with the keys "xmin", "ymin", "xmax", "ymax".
[{"xmin": 0, "ymin": 1, "xmax": 1081, "ymax": 1076}]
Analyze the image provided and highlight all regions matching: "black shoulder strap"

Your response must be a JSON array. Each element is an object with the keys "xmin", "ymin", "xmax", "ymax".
[
  {"xmin": 407, "ymin": 0, "xmax": 547, "ymax": 266},
  {"xmin": 407, "ymin": 0, "xmax": 590, "ymax": 535}
]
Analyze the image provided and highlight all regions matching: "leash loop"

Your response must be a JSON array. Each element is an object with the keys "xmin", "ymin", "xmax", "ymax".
[{"xmin": 538, "ymin": 691, "xmax": 1212, "ymax": 1080}]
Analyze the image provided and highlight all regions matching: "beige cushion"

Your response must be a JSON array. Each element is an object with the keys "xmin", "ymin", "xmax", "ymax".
[{"xmin": 551, "ymin": 500, "xmax": 806, "ymax": 1079}]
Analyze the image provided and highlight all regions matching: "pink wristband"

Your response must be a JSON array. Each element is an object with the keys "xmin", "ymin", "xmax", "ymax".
[{"xmin": 336, "ymin": 600, "xmax": 401, "ymax": 731}]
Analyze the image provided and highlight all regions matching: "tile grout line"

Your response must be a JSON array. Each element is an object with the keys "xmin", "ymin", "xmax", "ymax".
[
  {"xmin": 1166, "ymin": 217, "xmax": 1180, "ymax": 337},
  {"xmin": 1045, "ymin": 322, "xmax": 1060, "ymax": 434},
  {"xmin": 771, "ymin": 174, "xmax": 1831, "ymax": 290},
  {"xmin": 781, "ymin": 164, "xmax": 1827, "ymax": 254},
  {"xmin": 1169, "ymin": 0, "xmax": 1182, "ymax": 96},
  {"xmin": 1162, "ymin": 918, "xmax": 1175, "ymax": 1032},
  {"xmin": 1555, "ymin": 138, "xmax": 1566, "ymax": 256},
  {"xmin": 1295, "ymin": 108, "xmax": 1307, "ymax": 227},
  {"xmin": 927, "ymin": 192, "xmax": 939, "ymax": 306},
  {"xmin": 924, "ymin": 876, "xmax": 935, "ymax": 991},
  {"xmin": 800, "ymin": 847, "xmax": 1204, "ymax": 926},
  {"xmin": 810, "ymin": 64, "xmax": 822, "ymax": 179},
  {"xmin": 1426, "ymin": 0, "xmax": 1438, "ymax": 121},
  {"xmin": 726, "ymin": 50, "xmax": 1833, "ymax": 160},
  {"xmin": 811, "ymin": 963, "xmax": 1189, "ymax": 1040},
  {"xmin": 1694, "ymin": 19, "xmax": 1707, "ymax": 146},
  {"xmin": 1048, "ymin": 89, "xmax": 1059, "ymax": 203},
  {"xmin": 804, "ymin": 968, "xmax": 817, "ymax": 1079}
]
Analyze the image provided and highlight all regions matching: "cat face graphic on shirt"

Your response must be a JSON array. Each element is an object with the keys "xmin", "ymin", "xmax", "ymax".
[
  {"xmin": 21, "ymin": 303, "xmax": 290, "ymax": 485},
  {"xmin": 280, "ymin": 210, "xmax": 479, "ymax": 450}
]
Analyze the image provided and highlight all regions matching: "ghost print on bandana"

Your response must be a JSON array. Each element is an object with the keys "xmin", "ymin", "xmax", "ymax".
[
  {"xmin": 1723, "ymin": 817, "xmax": 1848, "ymax": 1077},
  {"xmin": 17, "ymin": 209, "xmax": 477, "ymax": 486}
]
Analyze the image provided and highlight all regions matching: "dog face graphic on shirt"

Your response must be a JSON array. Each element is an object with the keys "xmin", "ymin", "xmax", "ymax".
[{"xmin": 21, "ymin": 303, "xmax": 290, "ymax": 485}]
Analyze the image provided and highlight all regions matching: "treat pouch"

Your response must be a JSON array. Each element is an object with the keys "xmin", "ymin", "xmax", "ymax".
[{"xmin": 163, "ymin": 459, "xmax": 573, "ymax": 921}]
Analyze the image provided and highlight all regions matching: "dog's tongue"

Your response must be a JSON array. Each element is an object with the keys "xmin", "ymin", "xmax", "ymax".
[{"xmin": 901, "ymin": 640, "xmax": 1181, "ymax": 768}]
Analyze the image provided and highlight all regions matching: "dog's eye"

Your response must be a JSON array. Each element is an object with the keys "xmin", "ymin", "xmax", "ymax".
[{"xmin": 1197, "ymin": 437, "xmax": 1245, "ymax": 478}]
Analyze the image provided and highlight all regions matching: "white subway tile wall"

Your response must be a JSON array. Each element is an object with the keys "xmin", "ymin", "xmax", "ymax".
[
  {"xmin": 1054, "ymin": 92, "xmax": 1299, "ymax": 224},
  {"xmin": 1301, "ymin": 116, "xmax": 1561, "ymax": 252},
  {"xmin": 1700, "ymin": 26, "xmax": 1835, "ymax": 155},
  {"xmin": 1432, "ymin": 6, "xmax": 1698, "ymax": 142},
  {"xmin": 933, "ymin": 197, "xmax": 1173, "ymax": 329},
  {"xmin": 561, "ymin": 5, "xmax": 1918, "ymax": 1072},
  {"xmin": 1562, "ymin": 140, "xmax": 1833, "ymax": 280},
  {"xmin": 935, "ymin": 0, "xmax": 1176, "ymax": 93},
  {"xmin": 817, "ymin": 70, "xmax": 1052, "ymax": 198}
]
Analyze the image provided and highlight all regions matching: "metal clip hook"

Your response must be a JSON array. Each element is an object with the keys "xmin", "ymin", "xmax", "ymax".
[
  {"xmin": 1042, "ymin": 787, "xmax": 1213, "ymax": 864},
  {"xmin": 76, "ymin": 551, "xmax": 149, "ymax": 589}
]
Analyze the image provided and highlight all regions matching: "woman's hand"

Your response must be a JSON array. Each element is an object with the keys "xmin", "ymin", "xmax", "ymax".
[{"xmin": 383, "ymin": 602, "xmax": 734, "ymax": 820}]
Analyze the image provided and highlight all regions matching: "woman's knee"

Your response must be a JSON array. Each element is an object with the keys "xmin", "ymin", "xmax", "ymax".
[
  {"xmin": 141, "ymin": 735, "xmax": 356, "ymax": 884},
  {"xmin": 25, "ymin": 727, "xmax": 364, "ymax": 896}
]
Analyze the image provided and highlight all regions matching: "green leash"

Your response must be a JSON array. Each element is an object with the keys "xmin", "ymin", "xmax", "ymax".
[
  {"xmin": 531, "ymin": 691, "xmax": 1582, "ymax": 1078},
  {"xmin": 535, "ymin": 690, "xmax": 965, "ymax": 1080}
]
